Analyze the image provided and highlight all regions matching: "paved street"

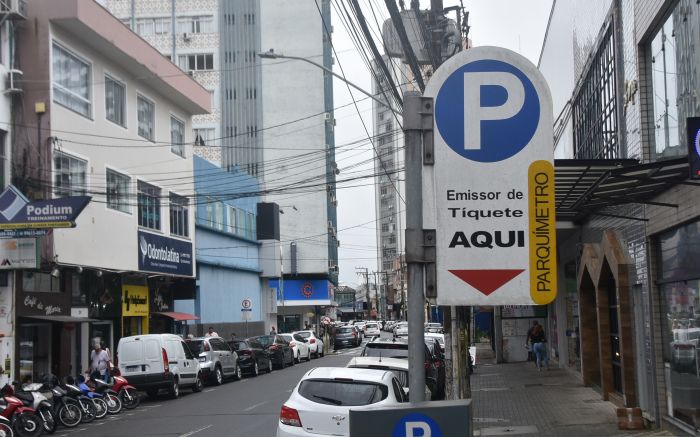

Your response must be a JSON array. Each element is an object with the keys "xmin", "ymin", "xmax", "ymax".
[{"xmin": 58, "ymin": 344, "xmax": 367, "ymax": 437}]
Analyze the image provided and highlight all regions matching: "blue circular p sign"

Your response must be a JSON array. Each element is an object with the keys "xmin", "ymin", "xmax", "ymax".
[
  {"xmin": 435, "ymin": 59, "xmax": 540, "ymax": 163},
  {"xmin": 392, "ymin": 413, "xmax": 442, "ymax": 437}
]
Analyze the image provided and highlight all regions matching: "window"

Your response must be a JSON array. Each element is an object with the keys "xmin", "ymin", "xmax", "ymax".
[
  {"xmin": 171, "ymin": 116, "xmax": 185, "ymax": 157},
  {"xmin": 571, "ymin": 25, "xmax": 618, "ymax": 159},
  {"xmin": 137, "ymin": 95, "xmax": 155, "ymax": 141},
  {"xmin": 178, "ymin": 53, "xmax": 214, "ymax": 72},
  {"xmin": 52, "ymin": 43, "xmax": 91, "ymax": 117},
  {"xmin": 226, "ymin": 205, "xmax": 237, "ymax": 233},
  {"xmin": 214, "ymin": 202, "xmax": 224, "ymax": 230},
  {"xmin": 169, "ymin": 193, "xmax": 189, "ymax": 237},
  {"xmin": 106, "ymin": 169, "xmax": 130, "ymax": 213},
  {"xmin": 194, "ymin": 128, "xmax": 215, "ymax": 147},
  {"xmin": 22, "ymin": 271, "xmax": 60, "ymax": 293},
  {"xmin": 54, "ymin": 151, "xmax": 87, "ymax": 197},
  {"xmin": 204, "ymin": 197, "xmax": 214, "ymax": 226},
  {"xmin": 135, "ymin": 17, "xmax": 171, "ymax": 35},
  {"xmin": 178, "ymin": 15, "xmax": 214, "ymax": 34},
  {"xmin": 105, "ymin": 75, "xmax": 126, "ymax": 127},
  {"xmin": 137, "ymin": 181, "xmax": 161, "ymax": 230},
  {"xmin": 247, "ymin": 212, "xmax": 255, "ymax": 239},
  {"xmin": 298, "ymin": 380, "xmax": 388, "ymax": 406}
]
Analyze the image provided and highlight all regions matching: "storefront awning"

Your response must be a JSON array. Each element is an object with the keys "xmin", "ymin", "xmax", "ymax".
[
  {"xmin": 153, "ymin": 311, "xmax": 199, "ymax": 321},
  {"xmin": 555, "ymin": 157, "xmax": 696, "ymax": 222}
]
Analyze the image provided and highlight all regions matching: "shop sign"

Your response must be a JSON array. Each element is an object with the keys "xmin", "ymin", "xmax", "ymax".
[
  {"xmin": 122, "ymin": 285, "xmax": 149, "ymax": 317},
  {"xmin": 0, "ymin": 238, "xmax": 38, "ymax": 269},
  {"xmin": 272, "ymin": 279, "xmax": 332, "ymax": 305},
  {"xmin": 138, "ymin": 231, "xmax": 193, "ymax": 277},
  {"xmin": 21, "ymin": 294, "xmax": 66, "ymax": 316},
  {"xmin": 151, "ymin": 286, "xmax": 172, "ymax": 312},
  {"xmin": 0, "ymin": 185, "xmax": 90, "ymax": 230}
]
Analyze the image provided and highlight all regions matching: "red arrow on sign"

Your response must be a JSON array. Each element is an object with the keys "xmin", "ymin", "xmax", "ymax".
[{"xmin": 449, "ymin": 269, "xmax": 525, "ymax": 296}]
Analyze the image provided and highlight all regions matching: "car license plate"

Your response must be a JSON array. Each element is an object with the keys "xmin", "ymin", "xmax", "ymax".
[
  {"xmin": 126, "ymin": 366, "xmax": 139, "ymax": 372},
  {"xmin": 198, "ymin": 357, "xmax": 206, "ymax": 362}
]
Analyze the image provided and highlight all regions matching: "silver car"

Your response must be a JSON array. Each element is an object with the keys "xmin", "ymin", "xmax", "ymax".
[{"xmin": 186, "ymin": 337, "xmax": 241, "ymax": 385}]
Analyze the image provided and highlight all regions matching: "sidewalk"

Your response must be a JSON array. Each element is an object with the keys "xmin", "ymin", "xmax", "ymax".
[{"xmin": 470, "ymin": 343, "xmax": 678, "ymax": 437}]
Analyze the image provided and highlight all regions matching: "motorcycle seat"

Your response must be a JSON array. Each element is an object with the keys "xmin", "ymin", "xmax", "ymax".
[{"xmin": 15, "ymin": 392, "xmax": 34, "ymax": 405}]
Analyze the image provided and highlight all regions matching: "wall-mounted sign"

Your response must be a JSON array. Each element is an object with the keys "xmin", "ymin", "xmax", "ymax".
[
  {"xmin": 0, "ymin": 229, "xmax": 49, "ymax": 239},
  {"xmin": 122, "ymin": 285, "xmax": 149, "ymax": 317},
  {"xmin": 0, "ymin": 238, "xmax": 38, "ymax": 269},
  {"xmin": 0, "ymin": 186, "xmax": 90, "ymax": 230},
  {"xmin": 271, "ymin": 279, "xmax": 332, "ymax": 306},
  {"xmin": 687, "ymin": 116, "xmax": 700, "ymax": 179},
  {"xmin": 138, "ymin": 231, "xmax": 193, "ymax": 277},
  {"xmin": 20, "ymin": 294, "xmax": 67, "ymax": 317}
]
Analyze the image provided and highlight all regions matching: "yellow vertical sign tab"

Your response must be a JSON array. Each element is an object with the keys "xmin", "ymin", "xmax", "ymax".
[{"xmin": 528, "ymin": 160, "xmax": 557, "ymax": 304}]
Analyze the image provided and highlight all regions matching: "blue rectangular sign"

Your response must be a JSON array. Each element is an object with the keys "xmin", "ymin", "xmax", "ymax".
[
  {"xmin": 138, "ymin": 231, "xmax": 193, "ymax": 277},
  {"xmin": 0, "ymin": 229, "xmax": 50, "ymax": 239},
  {"xmin": 0, "ymin": 186, "xmax": 90, "ymax": 229},
  {"xmin": 270, "ymin": 279, "xmax": 331, "ymax": 302}
]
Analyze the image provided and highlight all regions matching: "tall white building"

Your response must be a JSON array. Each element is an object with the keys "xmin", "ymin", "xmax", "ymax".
[{"xmin": 105, "ymin": 0, "xmax": 338, "ymax": 332}]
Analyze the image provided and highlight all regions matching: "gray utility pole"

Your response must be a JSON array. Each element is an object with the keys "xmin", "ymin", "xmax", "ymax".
[
  {"xmin": 404, "ymin": 91, "xmax": 432, "ymax": 402},
  {"xmin": 355, "ymin": 267, "xmax": 370, "ymax": 318}
]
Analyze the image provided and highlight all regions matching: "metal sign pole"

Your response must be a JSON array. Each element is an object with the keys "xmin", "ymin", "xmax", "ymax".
[{"xmin": 404, "ymin": 91, "xmax": 429, "ymax": 402}]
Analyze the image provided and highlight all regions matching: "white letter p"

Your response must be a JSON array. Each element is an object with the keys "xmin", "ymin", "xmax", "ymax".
[
  {"xmin": 405, "ymin": 421, "xmax": 431, "ymax": 437},
  {"xmin": 463, "ymin": 71, "xmax": 525, "ymax": 150}
]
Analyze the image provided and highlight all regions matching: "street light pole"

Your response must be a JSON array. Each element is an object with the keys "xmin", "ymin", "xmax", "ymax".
[{"xmin": 258, "ymin": 50, "xmax": 401, "ymax": 115}]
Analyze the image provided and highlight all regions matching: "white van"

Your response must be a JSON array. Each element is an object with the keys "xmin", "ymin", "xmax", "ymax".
[{"xmin": 117, "ymin": 334, "xmax": 202, "ymax": 399}]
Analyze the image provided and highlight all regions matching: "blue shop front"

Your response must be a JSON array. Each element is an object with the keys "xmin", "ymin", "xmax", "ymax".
[{"xmin": 270, "ymin": 279, "xmax": 334, "ymax": 333}]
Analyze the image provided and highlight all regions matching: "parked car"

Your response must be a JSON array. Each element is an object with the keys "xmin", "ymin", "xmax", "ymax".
[
  {"xmin": 364, "ymin": 322, "xmax": 381, "ymax": 338},
  {"xmin": 383, "ymin": 321, "xmax": 396, "ymax": 332},
  {"xmin": 346, "ymin": 356, "xmax": 432, "ymax": 401},
  {"xmin": 231, "ymin": 339, "xmax": 273, "ymax": 376},
  {"xmin": 250, "ymin": 335, "xmax": 294, "ymax": 369},
  {"xmin": 185, "ymin": 336, "xmax": 241, "ymax": 385},
  {"xmin": 425, "ymin": 322, "xmax": 444, "ymax": 334},
  {"xmin": 280, "ymin": 333, "xmax": 311, "ymax": 363},
  {"xmin": 277, "ymin": 367, "xmax": 406, "ymax": 436},
  {"xmin": 424, "ymin": 332, "xmax": 445, "ymax": 353},
  {"xmin": 361, "ymin": 338, "xmax": 443, "ymax": 401},
  {"xmin": 424, "ymin": 338, "xmax": 446, "ymax": 400},
  {"xmin": 293, "ymin": 331, "xmax": 324, "ymax": 358},
  {"xmin": 117, "ymin": 333, "xmax": 203, "ymax": 399},
  {"xmin": 333, "ymin": 326, "xmax": 360, "ymax": 349},
  {"xmin": 393, "ymin": 322, "xmax": 408, "ymax": 338}
]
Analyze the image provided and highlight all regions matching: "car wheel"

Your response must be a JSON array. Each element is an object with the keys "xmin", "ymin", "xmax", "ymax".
[
  {"xmin": 252, "ymin": 361, "xmax": 259, "ymax": 377},
  {"xmin": 290, "ymin": 351, "xmax": 295, "ymax": 366},
  {"xmin": 314, "ymin": 347, "xmax": 319, "ymax": 359},
  {"xmin": 169, "ymin": 377, "xmax": 180, "ymax": 399},
  {"xmin": 320, "ymin": 348, "xmax": 324, "ymax": 358},
  {"xmin": 214, "ymin": 365, "xmax": 224, "ymax": 385},
  {"xmin": 306, "ymin": 350, "xmax": 311, "ymax": 361},
  {"xmin": 295, "ymin": 351, "xmax": 300, "ymax": 364},
  {"xmin": 193, "ymin": 373, "xmax": 203, "ymax": 392},
  {"xmin": 266, "ymin": 358, "xmax": 273, "ymax": 373},
  {"xmin": 234, "ymin": 364, "xmax": 242, "ymax": 381}
]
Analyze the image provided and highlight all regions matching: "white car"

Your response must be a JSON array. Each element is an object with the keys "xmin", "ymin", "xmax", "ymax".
[
  {"xmin": 424, "ymin": 332, "xmax": 445, "ymax": 352},
  {"xmin": 394, "ymin": 322, "xmax": 408, "ymax": 337},
  {"xmin": 293, "ymin": 330, "xmax": 324, "ymax": 358},
  {"xmin": 346, "ymin": 356, "xmax": 432, "ymax": 401},
  {"xmin": 277, "ymin": 367, "xmax": 406, "ymax": 436},
  {"xmin": 281, "ymin": 333, "xmax": 311, "ymax": 363},
  {"xmin": 364, "ymin": 322, "xmax": 381, "ymax": 338}
]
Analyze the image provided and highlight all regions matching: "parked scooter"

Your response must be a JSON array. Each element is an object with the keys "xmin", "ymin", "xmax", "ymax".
[
  {"xmin": 35, "ymin": 376, "xmax": 81, "ymax": 429},
  {"xmin": 60, "ymin": 378, "xmax": 96, "ymax": 424},
  {"xmin": 84, "ymin": 375, "xmax": 121, "ymax": 415},
  {"xmin": 12, "ymin": 383, "xmax": 55, "ymax": 434},
  {"xmin": 0, "ymin": 415, "xmax": 13, "ymax": 437},
  {"xmin": 0, "ymin": 384, "xmax": 43, "ymax": 437},
  {"xmin": 109, "ymin": 369, "xmax": 139, "ymax": 410},
  {"xmin": 75, "ymin": 377, "xmax": 107, "ymax": 419}
]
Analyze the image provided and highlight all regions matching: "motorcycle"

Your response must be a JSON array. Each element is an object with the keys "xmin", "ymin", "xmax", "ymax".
[
  {"xmin": 84, "ymin": 375, "xmax": 121, "ymax": 415},
  {"xmin": 109, "ymin": 369, "xmax": 139, "ymax": 410},
  {"xmin": 35, "ymin": 376, "xmax": 81, "ymax": 429},
  {"xmin": 75, "ymin": 377, "xmax": 108, "ymax": 419},
  {"xmin": 12, "ymin": 383, "xmax": 55, "ymax": 434},
  {"xmin": 0, "ymin": 385, "xmax": 42, "ymax": 437},
  {"xmin": 60, "ymin": 378, "xmax": 96, "ymax": 424}
]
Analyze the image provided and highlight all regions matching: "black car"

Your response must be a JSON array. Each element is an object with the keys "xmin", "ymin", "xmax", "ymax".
[
  {"xmin": 361, "ymin": 338, "xmax": 444, "ymax": 400},
  {"xmin": 249, "ymin": 335, "xmax": 294, "ymax": 369},
  {"xmin": 333, "ymin": 326, "xmax": 360, "ymax": 349},
  {"xmin": 425, "ymin": 338, "xmax": 446, "ymax": 400},
  {"xmin": 231, "ymin": 339, "xmax": 272, "ymax": 376}
]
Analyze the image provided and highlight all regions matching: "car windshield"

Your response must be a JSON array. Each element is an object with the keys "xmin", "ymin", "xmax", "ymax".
[
  {"xmin": 296, "ymin": 332, "xmax": 311, "ymax": 339},
  {"xmin": 280, "ymin": 335, "xmax": 293, "ymax": 342},
  {"xmin": 298, "ymin": 380, "xmax": 388, "ymax": 406},
  {"xmin": 256, "ymin": 336, "xmax": 274, "ymax": 347},
  {"xmin": 366, "ymin": 324, "xmax": 378, "ymax": 328},
  {"xmin": 362, "ymin": 343, "xmax": 409, "ymax": 359},
  {"xmin": 338, "ymin": 327, "xmax": 354, "ymax": 333},
  {"xmin": 232, "ymin": 341, "xmax": 248, "ymax": 351},
  {"xmin": 185, "ymin": 340, "xmax": 204, "ymax": 354}
]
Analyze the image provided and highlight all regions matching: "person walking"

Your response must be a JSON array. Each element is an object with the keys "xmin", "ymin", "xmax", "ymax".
[
  {"xmin": 205, "ymin": 327, "xmax": 218, "ymax": 337},
  {"xmin": 526, "ymin": 321, "xmax": 549, "ymax": 371},
  {"xmin": 269, "ymin": 326, "xmax": 276, "ymax": 335},
  {"xmin": 90, "ymin": 342, "xmax": 111, "ymax": 382}
]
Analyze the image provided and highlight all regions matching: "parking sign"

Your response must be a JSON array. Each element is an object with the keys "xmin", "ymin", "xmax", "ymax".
[{"xmin": 423, "ymin": 46, "xmax": 557, "ymax": 306}]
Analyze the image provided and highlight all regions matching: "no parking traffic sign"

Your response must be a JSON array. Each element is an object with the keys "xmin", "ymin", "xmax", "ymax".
[{"xmin": 423, "ymin": 46, "xmax": 557, "ymax": 306}]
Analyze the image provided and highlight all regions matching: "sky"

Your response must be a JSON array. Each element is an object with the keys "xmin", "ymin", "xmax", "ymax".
[{"xmin": 332, "ymin": 0, "xmax": 554, "ymax": 287}]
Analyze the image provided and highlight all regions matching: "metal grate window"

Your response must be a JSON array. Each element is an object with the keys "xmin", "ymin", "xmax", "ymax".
[{"xmin": 572, "ymin": 25, "xmax": 619, "ymax": 159}]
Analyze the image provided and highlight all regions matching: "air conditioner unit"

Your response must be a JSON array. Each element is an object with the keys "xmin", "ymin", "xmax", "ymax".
[
  {"xmin": 183, "ymin": 32, "xmax": 191, "ymax": 42},
  {"xmin": 0, "ymin": 0, "xmax": 26, "ymax": 19},
  {"xmin": 5, "ymin": 69, "xmax": 23, "ymax": 94},
  {"xmin": 187, "ymin": 70, "xmax": 195, "ymax": 77}
]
